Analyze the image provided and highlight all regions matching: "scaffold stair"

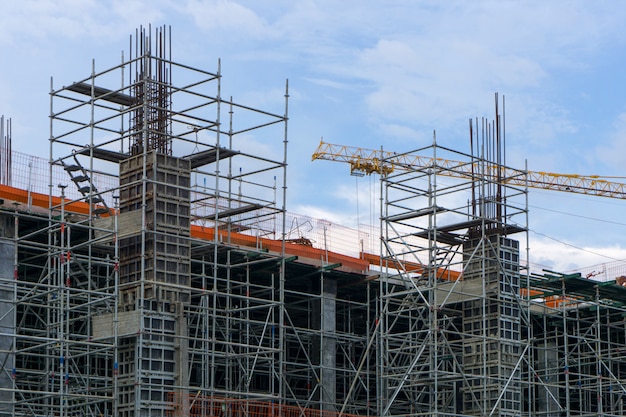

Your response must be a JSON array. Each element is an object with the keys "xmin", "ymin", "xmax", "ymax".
[{"xmin": 62, "ymin": 154, "xmax": 110, "ymax": 216}]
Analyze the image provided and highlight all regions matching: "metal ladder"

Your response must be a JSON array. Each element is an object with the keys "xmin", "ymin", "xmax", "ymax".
[{"xmin": 61, "ymin": 154, "xmax": 111, "ymax": 216}]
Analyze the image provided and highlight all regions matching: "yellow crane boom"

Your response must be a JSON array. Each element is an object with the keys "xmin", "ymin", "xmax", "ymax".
[{"xmin": 312, "ymin": 140, "xmax": 626, "ymax": 200}]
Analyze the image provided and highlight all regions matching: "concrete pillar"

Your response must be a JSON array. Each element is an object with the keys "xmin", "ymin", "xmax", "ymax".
[
  {"xmin": 0, "ymin": 231, "xmax": 15, "ymax": 417},
  {"xmin": 537, "ymin": 341, "xmax": 559, "ymax": 416},
  {"xmin": 176, "ymin": 304, "xmax": 190, "ymax": 415},
  {"xmin": 321, "ymin": 277, "xmax": 337, "ymax": 411}
]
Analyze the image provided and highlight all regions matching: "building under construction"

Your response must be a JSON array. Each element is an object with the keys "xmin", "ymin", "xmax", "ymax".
[{"xmin": 1, "ymin": 26, "xmax": 626, "ymax": 417}]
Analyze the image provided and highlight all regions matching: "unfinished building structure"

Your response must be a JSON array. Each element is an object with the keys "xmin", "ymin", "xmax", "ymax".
[
  {"xmin": 1, "ymin": 26, "xmax": 373, "ymax": 417},
  {"xmin": 2, "ymin": 26, "xmax": 626, "ymax": 417}
]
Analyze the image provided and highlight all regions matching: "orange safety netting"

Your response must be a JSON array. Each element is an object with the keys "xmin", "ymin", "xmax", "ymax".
[
  {"xmin": 167, "ymin": 394, "xmax": 372, "ymax": 417},
  {"xmin": 359, "ymin": 251, "xmax": 461, "ymax": 281},
  {"xmin": 0, "ymin": 184, "xmax": 370, "ymax": 273}
]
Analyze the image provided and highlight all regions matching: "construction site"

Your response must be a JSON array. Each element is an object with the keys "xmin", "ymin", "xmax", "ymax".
[{"xmin": 2, "ymin": 25, "xmax": 626, "ymax": 417}]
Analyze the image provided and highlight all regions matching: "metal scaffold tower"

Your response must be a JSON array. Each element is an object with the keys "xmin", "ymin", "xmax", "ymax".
[
  {"xmin": 529, "ymin": 271, "xmax": 626, "ymax": 417},
  {"xmin": 376, "ymin": 97, "xmax": 531, "ymax": 417},
  {"xmin": 6, "ymin": 25, "xmax": 293, "ymax": 417},
  {"xmin": 309, "ymin": 99, "xmax": 626, "ymax": 416},
  {"xmin": 0, "ymin": 23, "xmax": 380, "ymax": 417},
  {"xmin": 0, "ymin": 24, "xmax": 382, "ymax": 417}
]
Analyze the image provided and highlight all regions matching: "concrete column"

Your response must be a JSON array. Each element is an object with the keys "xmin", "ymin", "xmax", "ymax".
[
  {"xmin": 0, "ymin": 234, "xmax": 15, "ymax": 417},
  {"xmin": 537, "ymin": 341, "xmax": 559, "ymax": 416},
  {"xmin": 321, "ymin": 277, "xmax": 337, "ymax": 411},
  {"xmin": 176, "ymin": 304, "xmax": 190, "ymax": 415}
]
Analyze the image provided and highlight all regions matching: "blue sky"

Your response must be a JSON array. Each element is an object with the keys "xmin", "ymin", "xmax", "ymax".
[{"xmin": 2, "ymin": 0, "xmax": 626, "ymax": 274}]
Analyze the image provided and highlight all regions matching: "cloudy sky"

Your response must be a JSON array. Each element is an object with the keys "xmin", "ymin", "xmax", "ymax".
[{"xmin": 2, "ymin": 0, "xmax": 626, "ymax": 275}]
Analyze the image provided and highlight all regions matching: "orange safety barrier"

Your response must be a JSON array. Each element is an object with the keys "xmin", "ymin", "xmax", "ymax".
[
  {"xmin": 359, "ymin": 251, "xmax": 461, "ymax": 281},
  {"xmin": 0, "ymin": 184, "xmax": 370, "ymax": 273},
  {"xmin": 191, "ymin": 225, "xmax": 370, "ymax": 273},
  {"xmin": 0, "ymin": 184, "xmax": 102, "ymax": 215},
  {"xmin": 167, "ymin": 394, "xmax": 374, "ymax": 417},
  {"xmin": 519, "ymin": 288, "xmax": 544, "ymax": 298},
  {"xmin": 543, "ymin": 295, "xmax": 580, "ymax": 308},
  {"xmin": 2, "ymin": 184, "xmax": 559, "ymax": 303}
]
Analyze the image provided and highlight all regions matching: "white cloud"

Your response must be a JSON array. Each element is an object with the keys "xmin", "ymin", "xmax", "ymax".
[
  {"xmin": 378, "ymin": 123, "xmax": 424, "ymax": 142},
  {"xmin": 290, "ymin": 204, "xmax": 357, "ymax": 227},
  {"xmin": 304, "ymin": 78, "xmax": 352, "ymax": 91},
  {"xmin": 593, "ymin": 112, "xmax": 626, "ymax": 169},
  {"xmin": 529, "ymin": 235, "xmax": 626, "ymax": 277},
  {"xmin": 0, "ymin": 0, "xmax": 171, "ymax": 49},
  {"xmin": 183, "ymin": 0, "xmax": 273, "ymax": 39}
]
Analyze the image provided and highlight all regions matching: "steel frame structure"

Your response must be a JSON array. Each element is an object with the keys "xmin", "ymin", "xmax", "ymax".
[
  {"xmin": 0, "ymin": 25, "xmax": 380, "ymax": 417},
  {"xmin": 14, "ymin": 25, "xmax": 291, "ymax": 417},
  {"xmin": 376, "ymin": 121, "xmax": 531, "ymax": 416},
  {"xmin": 3, "ymin": 25, "xmax": 626, "ymax": 417},
  {"xmin": 529, "ymin": 271, "xmax": 626, "ymax": 417}
]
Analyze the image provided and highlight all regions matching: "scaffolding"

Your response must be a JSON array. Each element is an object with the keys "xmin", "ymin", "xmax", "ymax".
[
  {"xmin": 376, "ymin": 99, "xmax": 531, "ymax": 417},
  {"xmin": 3, "ymin": 25, "xmax": 626, "ymax": 417},
  {"xmin": 528, "ymin": 271, "xmax": 626, "ymax": 416},
  {"xmin": 0, "ymin": 25, "xmax": 382, "ymax": 417}
]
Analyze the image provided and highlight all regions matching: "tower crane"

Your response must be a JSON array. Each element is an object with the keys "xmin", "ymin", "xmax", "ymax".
[{"xmin": 312, "ymin": 140, "xmax": 626, "ymax": 200}]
